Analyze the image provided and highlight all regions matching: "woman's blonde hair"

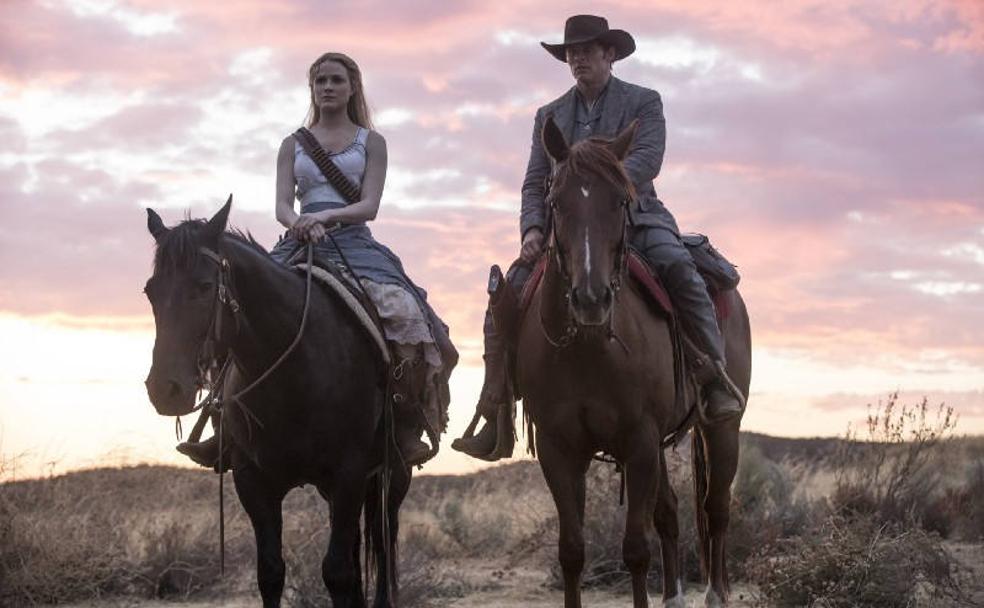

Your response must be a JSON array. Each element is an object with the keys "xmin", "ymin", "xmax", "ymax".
[{"xmin": 305, "ymin": 52, "xmax": 373, "ymax": 129}]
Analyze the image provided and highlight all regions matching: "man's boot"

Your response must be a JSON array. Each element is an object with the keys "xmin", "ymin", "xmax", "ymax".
[
  {"xmin": 699, "ymin": 361, "xmax": 745, "ymax": 424},
  {"xmin": 656, "ymin": 248, "xmax": 745, "ymax": 424},
  {"xmin": 451, "ymin": 332, "xmax": 514, "ymax": 460}
]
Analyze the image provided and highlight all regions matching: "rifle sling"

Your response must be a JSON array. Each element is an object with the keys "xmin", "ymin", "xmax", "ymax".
[{"xmin": 293, "ymin": 127, "xmax": 361, "ymax": 204}]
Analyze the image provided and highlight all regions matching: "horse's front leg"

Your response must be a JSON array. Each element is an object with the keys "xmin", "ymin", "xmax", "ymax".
[
  {"xmin": 324, "ymin": 472, "xmax": 370, "ymax": 608},
  {"xmin": 698, "ymin": 421, "xmax": 741, "ymax": 607},
  {"xmin": 233, "ymin": 465, "xmax": 288, "ymax": 608},
  {"xmin": 654, "ymin": 455, "xmax": 684, "ymax": 608},
  {"xmin": 622, "ymin": 432, "xmax": 661, "ymax": 608},
  {"xmin": 537, "ymin": 432, "xmax": 591, "ymax": 608}
]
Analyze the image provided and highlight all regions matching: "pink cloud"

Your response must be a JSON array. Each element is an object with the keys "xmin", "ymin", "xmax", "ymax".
[{"xmin": 1, "ymin": 0, "xmax": 982, "ymax": 377}]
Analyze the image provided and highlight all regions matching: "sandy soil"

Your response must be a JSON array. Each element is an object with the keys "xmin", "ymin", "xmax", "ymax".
[
  {"xmin": 59, "ymin": 561, "xmax": 757, "ymax": 608},
  {"xmin": 52, "ymin": 542, "xmax": 983, "ymax": 608}
]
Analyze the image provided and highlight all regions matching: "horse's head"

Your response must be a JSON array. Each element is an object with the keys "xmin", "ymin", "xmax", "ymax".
[
  {"xmin": 542, "ymin": 115, "xmax": 638, "ymax": 327},
  {"xmin": 144, "ymin": 197, "xmax": 233, "ymax": 416}
]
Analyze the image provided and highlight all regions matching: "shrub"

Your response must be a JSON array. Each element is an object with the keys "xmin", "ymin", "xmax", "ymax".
[
  {"xmin": 748, "ymin": 515, "xmax": 961, "ymax": 607},
  {"xmin": 727, "ymin": 446, "xmax": 813, "ymax": 580},
  {"xmin": 831, "ymin": 392, "xmax": 957, "ymax": 532},
  {"xmin": 946, "ymin": 459, "xmax": 984, "ymax": 542}
]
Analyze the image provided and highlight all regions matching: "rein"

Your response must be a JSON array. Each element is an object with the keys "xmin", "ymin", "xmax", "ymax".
[{"xmin": 185, "ymin": 240, "xmax": 316, "ymax": 576}]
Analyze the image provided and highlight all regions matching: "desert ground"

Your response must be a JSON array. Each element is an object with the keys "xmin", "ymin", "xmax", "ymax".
[{"xmin": 3, "ymin": 424, "xmax": 984, "ymax": 607}]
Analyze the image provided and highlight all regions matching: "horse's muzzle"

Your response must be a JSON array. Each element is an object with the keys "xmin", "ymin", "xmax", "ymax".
[
  {"xmin": 570, "ymin": 284, "xmax": 614, "ymax": 326},
  {"xmin": 145, "ymin": 373, "xmax": 197, "ymax": 416}
]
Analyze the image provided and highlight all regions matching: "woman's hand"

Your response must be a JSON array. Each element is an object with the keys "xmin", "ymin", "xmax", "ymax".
[
  {"xmin": 289, "ymin": 213, "xmax": 319, "ymax": 240},
  {"xmin": 304, "ymin": 222, "xmax": 327, "ymax": 243}
]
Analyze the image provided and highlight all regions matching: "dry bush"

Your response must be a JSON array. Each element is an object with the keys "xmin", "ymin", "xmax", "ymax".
[
  {"xmin": 748, "ymin": 515, "xmax": 962, "ymax": 607},
  {"xmin": 943, "ymin": 459, "xmax": 984, "ymax": 542},
  {"xmin": 403, "ymin": 462, "xmax": 548, "ymax": 559},
  {"xmin": 0, "ymin": 466, "xmax": 251, "ymax": 605},
  {"xmin": 438, "ymin": 497, "xmax": 515, "ymax": 555},
  {"xmin": 831, "ymin": 393, "xmax": 957, "ymax": 533},
  {"xmin": 537, "ymin": 442, "xmax": 813, "ymax": 592},
  {"xmin": 542, "ymin": 451, "xmax": 701, "ymax": 593},
  {"xmin": 727, "ymin": 446, "xmax": 813, "ymax": 580},
  {"xmin": 280, "ymin": 487, "xmax": 467, "ymax": 608}
]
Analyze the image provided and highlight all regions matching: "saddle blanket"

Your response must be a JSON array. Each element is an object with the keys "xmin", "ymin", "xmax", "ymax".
[
  {"xmin": 520, "ymin": 251, "xmax": 731, "ymax": 322},
  {"xmin": 292, "ymin": 263, "xmax": 391, "ymax": 365}
]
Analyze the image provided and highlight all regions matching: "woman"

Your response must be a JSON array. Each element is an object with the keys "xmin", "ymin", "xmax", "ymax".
[{"xmin": 181, "ymin": 53, "xmax": 456, "ymax": 468}]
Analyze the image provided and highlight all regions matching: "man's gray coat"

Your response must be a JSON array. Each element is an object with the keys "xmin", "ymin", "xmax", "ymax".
[{"xmin": 519, "ymin": 76, "xmax": 680, "ymax": 239}]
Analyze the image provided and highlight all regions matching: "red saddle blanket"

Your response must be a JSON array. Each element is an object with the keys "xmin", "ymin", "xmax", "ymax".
[{"xmin": 520, "ymin": 251, "xmax": 730, "ymax": 322}]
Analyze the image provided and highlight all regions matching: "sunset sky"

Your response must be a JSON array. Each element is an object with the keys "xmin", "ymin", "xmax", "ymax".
[{"xmin": 1, "ymin": 0, "xmax": 982, "ymax": 479}]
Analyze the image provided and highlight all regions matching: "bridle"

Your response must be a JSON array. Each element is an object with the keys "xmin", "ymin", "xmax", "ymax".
[
  {"xmin": 541, "ymin": 172, "xmax": 632, "ymax": 350},
  {"xmin": 188, "ymin": 242, "xmax": 315, "ymax": 417},
  {"xmin": 195, "ymin": 246, "xmax": 241, "ymax": 397},
  {"xmin": 175, "ymin": 241, "xmax": 314, "ymax": 577}
]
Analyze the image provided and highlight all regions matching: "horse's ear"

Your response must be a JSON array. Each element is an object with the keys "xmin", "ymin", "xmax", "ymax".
[
  {"xmin": 203, "ymin": 194, "xmax": 233, "ymax": 241},
  {"xmin": 609, "ymin": 119, "xmax": 639, "ymax": 160},
  {"xmin": 541, "ymin": 114, "xmax": 569, "ymax": 163},
  {"xmin": 147, "ymin": 208, "xmax": 168, "ymax": 242}
]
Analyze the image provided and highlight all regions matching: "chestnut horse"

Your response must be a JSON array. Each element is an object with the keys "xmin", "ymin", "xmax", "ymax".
[
  {"xmin": 143, "ymin": 199, "xmax": 408, "ymax": 608},
  {"xmin": 517, "ymin": 118, "xmax": 751, "ymax": 607}
]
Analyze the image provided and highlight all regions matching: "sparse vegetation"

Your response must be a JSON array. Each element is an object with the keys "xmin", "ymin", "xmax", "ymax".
[
  {"xmin": 748, "ymin": 515, "xmax": 960, "ymax": 607},
  {"xmin": 1, "ymin": 408, "xmax": 983, "ymax": 607},
  {"xmin": 830, "ymin": 392, "xmax": 958, "ymax": 531}
]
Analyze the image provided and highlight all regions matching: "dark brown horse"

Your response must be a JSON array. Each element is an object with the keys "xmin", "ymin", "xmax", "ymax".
[
  {"xmin": 517, "ymin": 118, "xmax": 751, "ymax": 607},
  {"xmin": 143, "ymin": 199, "xmax": 409, "ymax": 608}
]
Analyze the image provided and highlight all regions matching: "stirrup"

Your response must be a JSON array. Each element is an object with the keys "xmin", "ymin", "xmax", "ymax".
[
  {"xmin": 699, "ymin": 361, "xmax": 745, "ymax": 425},
  {"xmin": 475, "ymin": 403, "xmax": 515, "ymax": 462}
]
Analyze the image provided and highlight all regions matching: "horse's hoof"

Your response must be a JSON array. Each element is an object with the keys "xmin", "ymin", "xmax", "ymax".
[
  {"xmin": 704, "ymin": 587, "xmax": 725, "ymax": 607},
  {"xmin": 663, "ymin": 595, "xmax": 687, "ymax": 608}
]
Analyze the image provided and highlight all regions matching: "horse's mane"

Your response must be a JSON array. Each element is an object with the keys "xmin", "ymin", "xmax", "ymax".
[
  {"xmin": 555, "ymin": 137, "xmax": 637, "ymax": 201},
  {"xmin": 153, "ymin": 217, "xmax": 268, "ymax": 274}
]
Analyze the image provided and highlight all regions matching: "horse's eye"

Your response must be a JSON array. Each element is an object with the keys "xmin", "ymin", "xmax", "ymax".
[{"xmin": 193, "ymin": 281, "xmax": 215, "ymax": 298}]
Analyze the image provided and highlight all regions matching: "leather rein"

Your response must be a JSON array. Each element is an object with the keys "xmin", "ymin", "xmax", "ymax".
[
  {"xmin": 181, "ymin": 241, "xmax": 315, "ymax": 576},
  {"xmin": 540, "ymin": 181, "xmax": 632, "ymax": 351},
  {"xmin": 186, "ymin": 241, "xmax": 315, "ymax": 422}
]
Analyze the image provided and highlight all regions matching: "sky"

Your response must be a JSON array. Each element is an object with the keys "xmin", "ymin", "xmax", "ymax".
[{"xmin": 1, "ymin": 0, "xmax": 982, "ymax": 479}]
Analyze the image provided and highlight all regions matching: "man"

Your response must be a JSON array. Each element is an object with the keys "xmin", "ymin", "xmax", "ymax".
[{"xmin": 452, "ymin": 14, "xmax": 743, "ymax": 461}]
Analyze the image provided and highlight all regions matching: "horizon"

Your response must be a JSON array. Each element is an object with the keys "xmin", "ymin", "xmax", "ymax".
[{"xmin": 1, "ymin": 0, "xmax": 982, "ymax": 479}]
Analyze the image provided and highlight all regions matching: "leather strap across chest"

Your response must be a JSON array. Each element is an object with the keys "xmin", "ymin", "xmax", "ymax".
[{"xmin": 293, "ymin": 127, "xmax": 362, "ymax": 204}]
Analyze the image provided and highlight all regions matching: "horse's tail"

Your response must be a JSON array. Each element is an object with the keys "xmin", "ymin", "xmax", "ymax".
[
  {"xmin": 362, "ymin": 469, "xmax": 399, "ymax": 603},
  {"xmin": 692, "ymin": 429, "xmax": 711, "ymax": 583}
]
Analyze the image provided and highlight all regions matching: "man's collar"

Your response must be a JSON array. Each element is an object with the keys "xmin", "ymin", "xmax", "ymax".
[{"xmin": 575, "ymin": 74, "xmax": 613, "ymax": 107}]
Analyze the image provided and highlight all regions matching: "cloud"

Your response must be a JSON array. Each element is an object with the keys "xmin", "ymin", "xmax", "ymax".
[
  {"xmin": 812, "ymin": 389, "xmax": 984, "ymax": 419},
  {"xmin": 0, "ymin": 0, "xmax": 982, "ymax": 379}
]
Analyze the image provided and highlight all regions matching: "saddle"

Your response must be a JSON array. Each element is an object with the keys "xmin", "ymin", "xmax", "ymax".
[
  {"xmin": 517, "ymin": 246, "xmax": 733, "ymax": 324},
  {"xmin": 283, "ymin": 245, "xmax": 390, "ymax": 365},
  {"xmin": 501, "ymin": 235, "xmax": 740, "ymax": 447}
]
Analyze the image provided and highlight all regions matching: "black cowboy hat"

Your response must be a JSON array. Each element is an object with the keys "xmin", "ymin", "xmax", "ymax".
[{"xmin": 541, "ymin": 14, "xmax": 636, "ymax": 62}]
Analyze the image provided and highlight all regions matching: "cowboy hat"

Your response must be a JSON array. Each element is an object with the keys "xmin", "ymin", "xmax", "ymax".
[{"xmin": 541, "ymin": 14, "xmax": 636, "ymax": 62}]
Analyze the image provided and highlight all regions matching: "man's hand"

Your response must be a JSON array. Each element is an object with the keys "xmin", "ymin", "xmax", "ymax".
[{"xmin": 520, "ymin": 228, "xmax": 544, "ymax": 263}]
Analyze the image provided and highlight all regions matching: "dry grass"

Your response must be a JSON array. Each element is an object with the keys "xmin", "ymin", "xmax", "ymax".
[
  {"xmin": 747, "ymin": 515, "xmax": 963, "ymax": 607},
  {"xmin": 2, "ymin": 416, "xmax": 983, "ymax": 607}
]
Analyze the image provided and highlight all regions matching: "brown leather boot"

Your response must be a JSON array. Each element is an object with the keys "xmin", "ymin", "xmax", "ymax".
[
  {"xmin": 452, "ymin": 350, "xmax": 514, "ymax": 461},
  {"xmin": 391, "ymin": 353, "xmax": 433, "ymax": 467},
  {"xmin": 703, "ymin": 381, "xmax": 743, "ymax": 423},
  {"xmin": 395, "ymin": 418, "xmax": 431, "ymax": 467},
  {"xmin": 700, "ymin": 361, "xmax": 745, "ymax": 424},
  {"xmin": 176, "ymin": 435, "xmax": 231, "ymax": 473}
]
